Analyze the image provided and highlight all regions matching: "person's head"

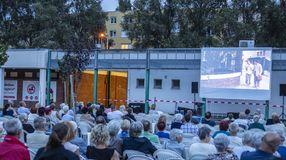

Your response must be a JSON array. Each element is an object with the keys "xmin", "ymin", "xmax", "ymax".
[
  {"xmin": 239, "ymin": 112, "xmax": 246, "ymax": 119},
  {"xmin": 107, "ymin": 120, "xmax": 121, "ymax": 137},
  {"xmin": 81, "ymin": 107, "xmax": 88, "ymax": 114},
  {"xmin": 127, "ymin": 108, "xmax": 133, "ymax": 115},
  {"xmin": 253, "ymin": 115, "xmax": 260, "ymax": 123},
  {"xmin": 228, "ymin": 113, "xmax": 234, "ymax": 119},
  {"xmin": 157, "ymin": 121, "xmax": 166, "ymax": 131},
  {"xmin": 49, "ymin": 103, "xmax": 56, "ymax": 110},
  {"xmin": 252, "ymin": 132, "xmax": 266, "ymax": 149},
  {"xmin": 219, "ymin": 121, "xmax": 229, "ymax": 131},
  {"xmin": 158, "ymin": 115, "xmax": 167, "ymax": 123},
  {"xmin": 272, "ymin": 113, "xmax": 280, "ymax": 124},
  {"xmin": 95, "ymin": 116, "xmax": 106, "ymax": 125},
  {"xmin": 142, "ymin": 120, "xmax": 151, "ymax": 132},
  {"xmin": 30, "ymin": 106, "xmax": 38, "ymax": 114},
  {"xmin": 174, "ymin": 114, "xmax": 183, "ymax": 123},
  {"xmin": 45, "ymin": 107, "xmax": 52, "ymax": 115},
  {"xmin": 63, "ymin": 105, "xmax": 69, "ymax": 114},
  {"xmin": 213, "ymin": 134, "xmax": 230, "ymax": 152},
  {"xmin": 111, "ymin": 105, "xmax": 116, "ymax": 112},
  {"xmin": 170, "ymin": 129, "xmax": 183, "ymax": 143},
  {"xmin": 19, "ymin": 113, "xmax": 28, "ymax": 123},
  {"xmin": 121, "ymin": 119, "xmax": 131, "ymax": 131},
  {"xmin": 119, "ymin": 105, "xmax": 126, "ymax": 112},
  {"xmin": 129, "ymin": 121, "xmax": 143, "ymax": 137},
  {"xmin": 91, "ymin": 124, "xmax": 110, "ymax": 146},
  {"xmin": 46, "ymin": 123, "xmax": 69, "ymax": 149},
  {"xmin": 184, "ymin": 113, "xmax": 191, "ymax": 123},
  {"xmin": 34, "ymin": 117, "xmax": 47, "ymax": 131},
  {"xmin": 19, "ymin": 101, "xmax": 26, "ymax": 107},
  {"xmin": 242, "ymin": 131, "xmax": 254, "ymax": 147},
  {"xmin": 229, "ymin": 123, "xmax": 239, "ymax": 136},
  {"xmin": 205, "ymin": 112, "xmax": 212, "ymax": 119},
  {"xmin": 3, "ymin": 118, "xmax": 22, "ymax": 138},
  {"xmin": 256, "ymin": 108, "xmax": 262, "ymax": 114},
  {"xmin": 198, "ymin": 126, "xmax": 211, "ymax": 143},
  {"xmin": 64, "ymin": 121, "xmax": 77, "ymax": 142},
  {"xmin": 245, "ymin": 109, "xmax": 250, "ymax": 115},
  {"xmin": 38, "ymin": 107, "xmax": 46, "ymax": 116},
  {"xmin": 260, "ymin": 132, "xmax": 281, "ymax": 153},
  {"xmin": 4, "ymin": 103, "xmax": 11, "ymax": 110}
]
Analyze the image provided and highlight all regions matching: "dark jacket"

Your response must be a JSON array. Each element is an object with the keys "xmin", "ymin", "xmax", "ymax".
[
  {"xmin": 34, "ymin": 145, "xmax": 79, "ymax": 160},
  {"xmin": 123, "ymin": 137, "xmax": 157, "ymax": 155}
]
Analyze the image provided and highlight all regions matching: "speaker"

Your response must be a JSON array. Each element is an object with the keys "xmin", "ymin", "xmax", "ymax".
[
  {"xmin": 192, "ymin": 82, "xmax": 198, "ymax": 93},
  {"xmin": 280, "ymin": 84, "xmax": 286, "ymax": 96}
]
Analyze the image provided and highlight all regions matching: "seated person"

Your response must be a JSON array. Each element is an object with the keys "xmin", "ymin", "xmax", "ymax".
[
  {"xmin": 165, "ymin": 129, "xmax": 185, "ymax": 159},
  {"xmin": 180, "ymin": 113, "xmax": 199, "ymax": 135},
  {"xmin": 228, "ymin": 123, "xmax": 242, "ymax": 148},
  {"xmin": 233, "ymin": 112, "xmax": 249, "ymax": 130},
  {"xmin": 156, "ymin": 121, "xmax": 170, "ymax": 139},
  {"xmin": 118, "ymin": 119, "xmax": 130, "ymax": 139},
  {"xmin": 249, "ymin": 115, "xmax": 265, "ymax": 131},
  {"xmin": 107, "ymin": 120, "xmax": 123, "ymax": 155},
  {"xmin": 189, "ymin": 127, "xmax": 217, "ymax": 160},
  {"xmin": 212, "ymin": 121, "xmax": 229, "ymax": 138},
  {"xmin": 2, "ymin": 103, "xmax": 16, "ymax": 117},
  {"xmin": 142, "ymin": 120, "xmax": 160, "ymax": 144},
  {"xmin": 123, "ymin": 108, "xmax": 136, "ymax": 122},
  {"xmin": 233, "ymin": 131, "xmax": 255, "ymax": 158},
  {"xmin": 27, "ymin": 117, "xmax": 49, "ymax": 152},
  {"xmin": 123, "ymin": 121, "xmax": 157, "ymax": 155},
  {"xmin": 19, "ymin": 113, "xmax": 34, "ymax": 142},
  {"xmin": 86, "ymin": 124, "xmax": 119, "ymax": 160},
  {"xmin": 171, "ymin": 114, "xmax": 183, "ymax": 129},
  {"xmin": 80, "ymin": 107, "xmax": 95, "ymax": 123},
  {"xmin": 266, "ymin": 113, "xmax": 281, "ymax": 125},
  {"xmin": 241, "ymin": 132, "xmax": 281, "ymax": 160},
  {"xmin": 201, "ymin": 112, "xmax": 216, "ymax": 127}
]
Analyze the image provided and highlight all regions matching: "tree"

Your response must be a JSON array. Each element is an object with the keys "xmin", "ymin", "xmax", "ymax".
[
  {"xmin": 0, "ymin": 44, "xmax": 8, "ymax": 66},
  {"xmin": 118, "ymin": 0, "xmax": 132, "ymax": 12}
]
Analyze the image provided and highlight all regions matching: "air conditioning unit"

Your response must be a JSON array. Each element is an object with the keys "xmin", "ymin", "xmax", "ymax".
[{"xmin": 239, "ymin": 40, "xmax": 255, "ymax": 48}]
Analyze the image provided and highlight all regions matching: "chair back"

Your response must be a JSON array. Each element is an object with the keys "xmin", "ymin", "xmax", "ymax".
[
  {"xmin": 123, "ymin": 150, "xmax": 146, "ymax": 160},
  {"xmin": 128, "ymin": 155, "xmax": 154, "ymax": 160},
  {"xmin": 153, "ymin": 149, "xmax": 184, "ymax": 160}
]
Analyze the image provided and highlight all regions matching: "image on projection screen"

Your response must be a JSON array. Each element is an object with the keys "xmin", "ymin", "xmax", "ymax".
[{"xmin": 200, "ymin": 48, "xmax": 272, "ymax": 100}]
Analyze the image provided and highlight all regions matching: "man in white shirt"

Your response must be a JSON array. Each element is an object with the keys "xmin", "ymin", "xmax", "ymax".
[
  {"xmin": 17, "ymin": 101, "xmax": 30, "ymax": 115},
  {"xmin": 228, "ymin": 123, "xmax": 242, "ymax": 148},
  {"xmin": 107, "ymin": 106, "xmax": 123, "ymax": 121},
  {"xmin": 62, "ymin": 105, "xmax": 74, "ymax": 121},
  {"xmin": 27, "ymin": 117, "xmax": 49, "ymax": 152},
  {"xmin": 233, "ymin": 131, "xmax": 256, "ymax": 159},
  {"xmin": 234, "ymin": 112, "xmax": 249, "ymax": 130}
]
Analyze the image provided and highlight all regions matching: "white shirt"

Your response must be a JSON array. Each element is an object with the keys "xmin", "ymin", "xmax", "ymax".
[
  {"xmin": 228, "ymin": 136, "xmax": 243, "ymax": 148},
  {"xmin": 107, "ymin": 110, "xmax": 123, "ymax": 120},
  {"xmin": 234, "ymin": 119, "xmax": 249, "ymax": 129},
  {"xmin": 50, "ymin": 111, "xmax": 60, "ymax": 124},
  {"xmin": 27, "ymin": 130, "xmax": 49, "ymax": 152},
  {"xmin": 64, "ymin": 142, "xmax": 79, "ymax": 153},
  {"xmin": 189, "ymin": 142, "xmax": 217, "ymax": 160},
  {"xmin": 62, "ymin": 114, "xmax": 74, "ymax": 121},
  {"xmin": 233, "ymin": 145, "xmax": 255, "ymax": 159},
  {"xmin": 18, "ymin": 106, "xmax": 30, "ymax": 115},
  {"xmin": 28, "ymin": 113, "xmax": 39, "ymax": 125}
]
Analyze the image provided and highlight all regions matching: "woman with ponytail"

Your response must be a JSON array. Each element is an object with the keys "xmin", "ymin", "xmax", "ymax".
[{"xmin": 34, "ymin": 123, "xmax": 79, "ymax": 160}]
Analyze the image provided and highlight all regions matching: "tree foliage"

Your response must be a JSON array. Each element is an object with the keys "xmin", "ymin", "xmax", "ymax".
[
  {"xmin": 117, "ymin": 0, "xmax": 132, "ymax": 12},
  {"xmin": 0, "ymin": 44, "xmax": 8, "ymax": 66},
  {"xmin": 123, "ymin": 0, "xmax": 286, "ymax": 48}
]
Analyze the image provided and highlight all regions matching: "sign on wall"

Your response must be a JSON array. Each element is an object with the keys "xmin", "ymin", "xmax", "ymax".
[
  {"xmin": 4, "ymin": 80, "xmax": 17, "ymax": 100},
  {"xmin": 22, "ymin": 81, "xmax": 57, "ymax": 102}
]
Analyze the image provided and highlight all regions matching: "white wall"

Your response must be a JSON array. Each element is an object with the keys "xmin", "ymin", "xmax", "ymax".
[{"xmin": 128, "ymin": 69, "xmax": 286, "ymax": 117}]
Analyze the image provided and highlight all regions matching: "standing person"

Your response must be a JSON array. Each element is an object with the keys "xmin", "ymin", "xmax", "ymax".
[
  {"xmin": 245, "ymin": 60, "xmax": 253, "ymax": 86},
  {"xmin": 254, "ymin": 61, "xmax": 263, "ymax": 88},
  {"xmin": 0, "ymin": 119, "xmax": 30, "ymax": 160},
  {"xmin": 34, "ymin": 123, "xmax": 79, "ymax": 160}
]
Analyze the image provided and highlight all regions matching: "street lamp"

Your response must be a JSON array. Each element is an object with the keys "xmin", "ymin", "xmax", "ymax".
[{"xmin": 99, "ymin": 33, "xmax": 109, "ymax": 49}]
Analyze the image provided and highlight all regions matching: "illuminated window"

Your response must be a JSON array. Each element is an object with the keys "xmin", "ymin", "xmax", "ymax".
[{"xmin": 121, "ymin": 44, "xmax": 132, "ymax": 49}]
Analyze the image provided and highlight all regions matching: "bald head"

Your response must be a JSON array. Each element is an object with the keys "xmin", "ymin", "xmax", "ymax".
[{"xmin": 261, "ymin": 132, "xmax": 281, "ymax": 153}]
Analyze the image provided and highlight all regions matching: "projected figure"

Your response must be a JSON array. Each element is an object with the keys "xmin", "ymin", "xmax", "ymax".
[
  {"xmin": 245, "ymin": 60, "xmax": 254, "ymax": 86},
  {"xmin": 254, "ymin": 61, "xmax": 263, "ymax": 88}
]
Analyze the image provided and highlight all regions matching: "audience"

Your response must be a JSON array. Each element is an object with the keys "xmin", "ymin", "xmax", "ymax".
[
  {"xmin": 118, "ymin": 119, "xmax": 130, "ymax": 138},
  {"xmin": 123, "ymin": 121, "xmax": 157, "ymax": 155},
  {"xmin": 224, "ymin": 113, "xmax": 235, "ymax": 123},
  {"xmin": 0, "ymin": 119, "xmax": 30, "ymax": 160},
  {"xmin": 266, "ymin": 113, "xmax": 281, "ymax": 125},
  {"xmin": 180, "ymin": 113, "xmax": 199, "ymax": 134},
  {"xmin": 107, "ymin": 120, "xmax": 123, "ymax": 155},
  {"xmin": 232, "ymin": 131, "xmax": 255, "ymax": 159},
  {"xmin": 248, "ymin": 115, "xmax": 265, "ymax": 131},
  {"xmin": 213, "ymin": 121, "xmax": 229, "ymax": 138},
  {"xmin": 207, "ymin": 134, "xmax": 239, "ymax": 160},
  {"xmin": 201, "ymin": 112, "xmax": 216, "ymax": 127},
  {"xmin": 156, "ymin": 121, "xmax": 170, "ymax": 139},
  {"xmin": 69, "ymin": 121, "xmax": 87, "ymax": 158},
  {"xmin": 34, "ymin": 123, "xmax": 79, "ymax": 160},
  {"xmin": 27, "ymin": 117, "xmax": 49, "ymax": 152},
  {"xmin": 19, "ymin": 113, "xmax": 34, "ymax": 142},
  {"xmin": 62, "ymin": 105, "xmax": 74, "ymax": 121},
  {"xmin": 17, "ymin": 101, "xmax": 30, "ymax": 115},
  {"xmin": 189, "ymin": 127, "xmax": 217, "ymax": 160},
  {"xmin": 241, "ymin": 132, "xmax": 281, "ymax": 160},
  {"xmin": 28, "ymin": 106, "xmax": 39, "ymax": 125},
  {"xmin": 171, "ymin": 113, "xmax": 183, "ymax": 129},
  {"xmin": 228, "ymin": 123, "xmax": 243, "ymax": 148},
  {"xmin": 87, "ymin": 124, "xmax": 120, "ymax": 160},
  {"xmin": 123, "ymin": 108, "xmax": 136, "ymax": 122},
  {"xmin": 80, "ymin": 107, "xmax": 95, "ymax": 123},
  {"xmin": 95, "ymin": 115, "xmax": 107, "ymax": 125},
  {"xmin": 142, "ymin": 120, "xmax": 160, "ymax": 144},
  {"xmin": 233, "ymin": 112, "xmax": 249, "ymax": 130},
  {"xmin": 165, "ymin": 129, "xmax": 185, "ymax": 158}
]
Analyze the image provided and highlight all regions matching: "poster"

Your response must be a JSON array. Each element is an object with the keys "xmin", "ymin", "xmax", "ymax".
[
  {"xmin": 22, "ymin": 81, "xmax": 57, "ymax": 102},
  {"xmin": 4, "ymin": 80, "xmax": 17, "ymax": 100}
]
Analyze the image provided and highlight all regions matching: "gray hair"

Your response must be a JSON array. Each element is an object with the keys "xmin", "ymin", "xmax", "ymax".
[
  {"xmin": 251, "ymin": 132, "xmax": 266, "ymax": 149},
  {"xmin": 213, "ymin": 134, "xmax": 230, "ymax": 152},
  {"xmin": 242, "ymin": 131, "xmax": 254, "ymax": 146},
  {"xmin": 34, "ymin": 117, "xmax": 46, "ymax": 130},
  {"xmin": 4, "ymin": 118, "xmax": 22, "ymax": 136},
  {"xmin": 253, "ymin": 115, "xmax": 260, "ymax": 123},
  {"xmin": 90, "ymin": 124, "xmax": 110, "ymax": 146},
  {"xmin": 198, "ymin": 126, "xmax": 211, "ymax": 140},
  {"xmin": 129, "ymin": 121, "xmax": 143, "ymax": 137},
  {"xmin": 170, "ymin": 129, "xmax": 183, "ymax": 141},
  {"xmin": 107, "ymin": 120, "xmax": 121, "ymax": 137},
  {"xmin": 239, "ymin": 112, "xmax": 246, "ymax": 119},
  {"xmin": 18, "ymin": 113, "xmax": 28, "ymax": 123},
  {"xmin": 229, "ymin": 123, "xmax": 239, "ymax": 134},
  {"xmin": 121, "ymin": 119, "xmax": 131, "ymax": 131},
  {"xmin": 174, "ymin": 114, "xmax": 183, "ymax": 123}
]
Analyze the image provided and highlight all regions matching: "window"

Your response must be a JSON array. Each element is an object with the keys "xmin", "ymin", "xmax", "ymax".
[
  {"xmin": 154, "ymin": 79, "xmax": 162, "ymax": 89},
  {"xmin": 121, "ymin": 31, "xmax": 128, "ymax": 38},
  {"xmin": 109, "ymin": 30, "xmax": 116, "ymax": 37},
  {"xmin": 121, "ymin": 44, "xmax": 132, "ymax": 49},
  {"xmin": 110, "ymin": 16, "xmax": 117, "ymax": 23},
  {"xmin": 172, "ymin": 79, "xmax": 180, "ymax": 89},
  {"xmin": 25, "ymin": 72, "xmax": 33, "ymax": 78},
  {"xmin": 10, "ymin": 72, "xmax": 18, "ymax": 78},
  {"xmin": 136, "ymin": 79, "xmax": 144, "ymax": 88}
]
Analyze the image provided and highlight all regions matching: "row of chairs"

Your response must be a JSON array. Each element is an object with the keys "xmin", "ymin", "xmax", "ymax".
[{"xmin": 124, "ymin": 149, "xmax": 184, "ymax": 160}]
